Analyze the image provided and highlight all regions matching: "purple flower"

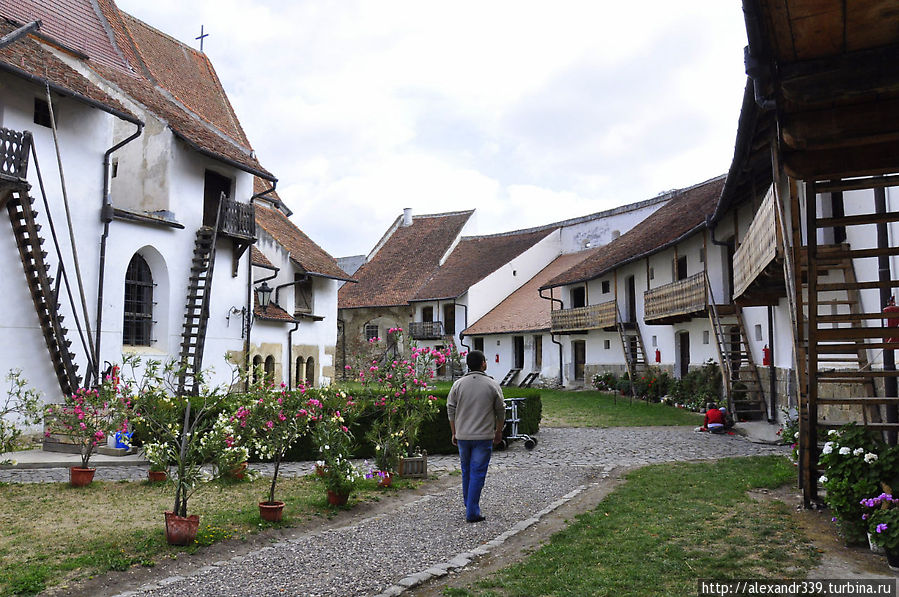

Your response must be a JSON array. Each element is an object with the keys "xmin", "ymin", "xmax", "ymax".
[{"xmin": 877, "ymin": 523, "xmax": 889, "ymax": 534}]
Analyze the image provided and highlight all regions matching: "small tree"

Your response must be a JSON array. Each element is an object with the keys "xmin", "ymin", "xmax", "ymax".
[
  {"xmin": 44, "ymin": 367, "xmax": 130, "ymax": 469},
  {"xmin": 234, "ymin": 378, "xmax": 314, "ymax": 505},
  {"xmin": 0, "ymin": 370, "xmax": 42, "ymax": 464}
]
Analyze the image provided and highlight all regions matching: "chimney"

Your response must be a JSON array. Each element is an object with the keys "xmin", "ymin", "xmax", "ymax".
[{"xmin": 402, "ymin": 208, "xmax": 413, "ymax": 227}]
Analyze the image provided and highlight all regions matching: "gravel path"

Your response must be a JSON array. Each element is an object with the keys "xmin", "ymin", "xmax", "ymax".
[{"xmin": 72, "ymin": 427, "xmax": 783, "ymax": 597}]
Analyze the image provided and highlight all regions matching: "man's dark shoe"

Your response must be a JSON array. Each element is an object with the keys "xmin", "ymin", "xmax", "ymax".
[{"xmin": 466, "ymin": 515, "xmax": 486, "ymax": 523}]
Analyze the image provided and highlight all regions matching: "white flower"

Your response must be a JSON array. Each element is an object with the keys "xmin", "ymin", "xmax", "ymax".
[
  {"xmin": 794, "ymin": 432, "xmax": 799, "ymax": 439},
  {"xmin": 822, "ymin": 443, "xmax": 833, "ymax": 455},
  {"xmin": 853, "ymin": 447, "xmax": 865, "ymax": 456},
  {"xmin": 865, "ymin": 453, "xmax": 879, "ymax": 464},
  {"xmin": 10, "ymin": 459, "xmax": 16, "ymax": 466},
  {"xmin": 839, "ymin": 446, "xmax": 851, "ymax": 455},
  {"xmin": 819, "ymin": 475, "xmax": 828, "ymax": 483},
  {"xmin": 828, "ymin": 430, "xmax": 838, "ymax": 436}
]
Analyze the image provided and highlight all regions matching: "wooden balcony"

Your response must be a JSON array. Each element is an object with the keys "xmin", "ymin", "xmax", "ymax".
[
  {"xmin": 643, "ymin": 272, "xmax": 708, "ymax": 324},
  {"xmin": 409, "ymin": 321, "xmax": 444, "ymax": 340},
  {"xmin": 0, "ymin": 127, "xmax": 31, "ymax": 181},
  {"xmin": 550, "ymin": 300, "xmax": 616, "ymax": 333},
  {"xmin": 219, "ymin": 197, "xmax": 255, "ymax": 241},
  {"xmin": 732, "ymin": 188, "xmax": 785, "ymax": 305}
]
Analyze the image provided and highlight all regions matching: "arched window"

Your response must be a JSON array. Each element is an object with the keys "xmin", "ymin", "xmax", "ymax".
[
  {"xmin": 296, "ymin": 356, "xmax": 305, "ymax": 387},
  {"xmin": 123, "ymin": 254, "xmax": 153, "ymax": 346},
  {"xmin": 305, "ymin": 357, "xmax": 314, "ymax": 387},
  {"xmin": 264, "ymin": 356, "xmax": 275, "ymax": 383},
  {"xmin": 252, "ymin": 355, "xmax": 262, "ymax": 383}
]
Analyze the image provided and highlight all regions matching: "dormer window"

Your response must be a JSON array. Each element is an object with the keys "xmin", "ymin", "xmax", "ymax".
[
  {"xmin": 294, "ymin": 274, "xmax": 314, "ymax": 315},
  {"xmin": 571, "ymin": 286, "xmax": 586, "ymax": 308}
]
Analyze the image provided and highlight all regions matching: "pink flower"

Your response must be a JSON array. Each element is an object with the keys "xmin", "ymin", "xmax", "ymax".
[{"xmin": 266, "ymin": 421, "xmax": 274, "ymax": 429}]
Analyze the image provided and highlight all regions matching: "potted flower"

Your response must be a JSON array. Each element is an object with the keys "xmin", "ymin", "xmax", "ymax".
[
  {"xmin": 310, "ymin": 389, "xmax": 361, "ymax": 505},
  {"xmin": 125, "ymin": 356, "xmax": 232, "ymax": 545},
  {"xmin": 203, "ymin": 409, "xmax": 250, "ymax": 481},
  {"xmin": 43, "ymin": 366, "xmax": 130, "ymax": 486},
  {"xmin": 861, "ymin": 487, "xmax": 899, "ymax": 569},
  {"xmin": 142, "ymin": 441, "xmax": 173, "ymax": 482},
  {"xmin": 236, "ymin": 379, "xmax": 313, "ymax": 522}
]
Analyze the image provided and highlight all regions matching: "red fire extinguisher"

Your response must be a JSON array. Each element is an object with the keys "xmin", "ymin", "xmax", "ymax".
[
  {"xmin": 495, "ymin": 354, "xmax": 500, "ymax": 363},
  {"xmin": 762, "ymin": 345, "xmax": 771, "ymax": 366},
  {"xmin": 655, "ymin": 349, "xmax": 661, "ymax": 363},
  {"xmin": 884, "ymin": 296, "xmax": 899, "ymax": 344}
]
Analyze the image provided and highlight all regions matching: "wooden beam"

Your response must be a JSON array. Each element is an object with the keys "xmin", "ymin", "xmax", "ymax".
[
  {"xmin": 782, "ymin": 139, "xmax": 899, "ymax": 179},
  {"xmin": 781, "ymin": 98, "xmax": 899, "ymax": 151},
  {"xmin": 779, "ymin": 43, "xmax": 899, "ymax": 105}
]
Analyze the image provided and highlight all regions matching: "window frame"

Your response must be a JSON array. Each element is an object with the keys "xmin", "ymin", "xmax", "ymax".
[{"xmin": 123, "ymin": 254, "xmax": 154, "ymax": 346}]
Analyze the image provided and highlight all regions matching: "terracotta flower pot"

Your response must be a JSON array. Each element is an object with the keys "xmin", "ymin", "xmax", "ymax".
[
  {"xmin": 228, "ymin": 461, "xmax": 248, "ymax": 480},
  {"xmin": 259, "ymin": 501, "xmax": 285, "ymax": 522},
  {"xmin": 377, "ymin": 472, "xmax": 392, "ymax": 488},
  {"xmin": 148, "ymin": 470, "xmax": 167, "ymax": 483},
  {"xmin": 327, "ymin": 490, "xmax": 349, "ymax": 506},
  {"xmin": 69, "ymin": 466, "xmax": 96, "ymax": 487},
  {"xmin": 164, "ymin": 511, "xmax": 199, "ymax": 546}
]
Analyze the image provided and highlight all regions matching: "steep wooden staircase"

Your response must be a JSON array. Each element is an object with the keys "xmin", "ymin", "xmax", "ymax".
[
  {"xmin": 500, "ymin": 368, "xmax": 521, "ymax": 386},
  {"xmin": 708, "ymin": 302, "xmax": 766, "ymax": 420},
  {"xmin": 616, "ymin": 306, "xmax": 648, "ymax": 394},
  {"xmin": 519, "ymin": 371, "xmax": 539, "ymax": 387},
  {"xmin": 6, "ymin": 187, "xmax": 80, "ymax": 396},
  {"xmin": 177, "ymin": 203, "xmax": 223, "ymax": 395}
]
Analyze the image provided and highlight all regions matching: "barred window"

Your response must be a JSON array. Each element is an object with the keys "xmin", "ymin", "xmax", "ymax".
[
  {"xmin": 365, "ymin": 324, "xmax": 379, "ymax": 341},
  {"xmin": 123, "ymin": 254, "xmax": 154, "ymax": 346}
]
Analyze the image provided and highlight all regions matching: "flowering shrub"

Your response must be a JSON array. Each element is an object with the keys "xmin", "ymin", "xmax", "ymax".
[
  {"xmin": 591, "ymin": 372, "xmax": 618, "ymax": 392},
  {"xmin": 351, "ymin": 332, "xmax": 441, "ymax": 472},
  {"xmin": 861, "ymin": 487, "xmax": 899, "ymax": 553},
  {"xmin": 670, "ymin": 360, "xmax": 720, "ymax": 410},
  {"xmin": 818, "ymin": 423, "xmax": 899, "ymax": 544},
  {"xmin": 202, "ymin": 410, "xmax": 249, "ymax": 477},
  {"xmin": 141, "ymin": 441, "xmax": 174, "ymax": 473},
  {"xmin": 0, "ymin": 370, "xmax": 42, "ymax": 465},
  {"xmin": 124, "ymin": 356, "xmax": 235, "ymax": 518},
  {"xmin": 310, "ymin": 388, "xmax": 362, "ymax": 496},
  {"xmin": 631, "ymin": 367, "xmax": 671, "ymax": 402},
  {"xmin": 44, "ymin": 366, "xmax": 130, "ymax": 469},
  {"xmin": 233, "ymin": 378, "xmax": 313, "ymax": 505}
]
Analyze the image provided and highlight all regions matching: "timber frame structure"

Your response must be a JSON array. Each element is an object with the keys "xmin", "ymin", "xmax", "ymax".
[{"xmin": 720, "ymin": 0, "xmax": 899, "ymax": 506}]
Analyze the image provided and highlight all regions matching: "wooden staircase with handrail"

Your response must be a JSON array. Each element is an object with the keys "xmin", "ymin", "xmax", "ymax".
[
  {"xmin": 615, "ymin": 305, "xmax": 648, "ymax": 394},
  {"xmin": 708, "ymin": 300, "xmax": 766, "ymax": 420}
]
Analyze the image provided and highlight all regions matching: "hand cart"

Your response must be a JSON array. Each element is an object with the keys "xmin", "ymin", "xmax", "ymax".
[{"xmin": 496, "ymin": 396, "xmax": 538, "ymax": 451}]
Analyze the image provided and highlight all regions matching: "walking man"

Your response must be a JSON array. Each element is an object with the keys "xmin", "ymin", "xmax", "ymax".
[{"xmin": 447, "ymin": 350, "xmax": 505, "ymax": 523}]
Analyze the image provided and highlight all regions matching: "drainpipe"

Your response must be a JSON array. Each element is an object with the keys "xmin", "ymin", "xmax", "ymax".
[
  {"xmin": 244, "ymin": 183, "xmax": 277, "ymax": 389},
  {"xmin": 337, "ymin": 317, "xmax": 346, "ymax": 380},
  {"xmin": 768, "ymin": 304, "xmax": 776, "ymax": 422},
  {"xmin": 457, "ymin": 302, "xmax": 469, "ymax": 351},
  {"xmin": 287, "ymin": 320, "xmax": 300, "ymax": 389},
  {"xmin": 540, "ymin": 288, "xmax": 564, "ymax": 386},
  {"xmin": 875, "ymin": 185, "xmax": 898, "ymax": 443},
  {"xmin": 93, "ymin": 121, "xmax": 144, "ymax": 386},
  {"xmin": 742, "ymin": 0, "xmax": 776, "ymax": 111}
]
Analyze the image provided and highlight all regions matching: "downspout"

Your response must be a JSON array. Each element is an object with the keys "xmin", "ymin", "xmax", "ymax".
[
  {"xmin": 337, "ymin": 317, "xmax": 346, "ymax": 380},
  {"xmin": 93, "ymin": 121, "xmax": 144, "ymax": 386},
  {"xmin": 457, "ymin": 303, "xmax": 470, "ymax": 351},
  {"xmin": 287, "ymin": 320, "xmax": 300, "ymax": 390},
  {"xmin": 540, "ymin": 288, "xmax": 564, "ymax": 386},
  {"xmin": 742, "ymin": 0, "xmax": 776, "ymax": 111},
  {"xmin": 245, "ymin": 182, "xmax": 277, "ymax": 390},
  {"xmin": 768, "ymin": 305, "xmax": 776, "ymax": 422}
]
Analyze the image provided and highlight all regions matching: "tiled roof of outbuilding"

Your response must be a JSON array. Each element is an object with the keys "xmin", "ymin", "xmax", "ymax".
[
  {"xmin": 542, "ymin": 175, "xmax": 726, "ymax": 289},
  {"xmin": 251, "ymin": 246, "xmax": 276, "ymax": 270},
  {"xmin": 412, "ymin": 228, "xmax": 557, "ymax": 301},
  {"xmin": 464, "ymin": 251, "xmax": 596, "ymax": 336},
  {"xmin": 253, "ymin": 295, "xmax": 296, "ymax": 323},
  {"xmin": 338, "ymin": 210, "xmax": 474, "ymax": 309},
  {"xmin": 255, "ymin": 203, "xmax": 353, "ymax": 281}
]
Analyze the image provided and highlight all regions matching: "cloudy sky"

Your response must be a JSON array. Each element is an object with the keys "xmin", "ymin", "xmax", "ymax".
[{"xmin": 116, "ymin": 0, "xmax": 750, "ymax": 258}]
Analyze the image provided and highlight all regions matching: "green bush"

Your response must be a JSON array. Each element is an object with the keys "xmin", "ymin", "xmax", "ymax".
[{"xmin": 671, "ymin": 360, "xmax": 721, "ymax": 410}]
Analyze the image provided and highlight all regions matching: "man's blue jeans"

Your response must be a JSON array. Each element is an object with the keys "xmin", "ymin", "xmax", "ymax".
[{"xmin": 457, "ymin": 439, "xmax": 493, "ymax": 520}]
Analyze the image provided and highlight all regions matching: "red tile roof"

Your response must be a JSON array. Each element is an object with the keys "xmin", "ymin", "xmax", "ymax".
[
  {"xmin": 338, "ymin": 210, "xmax": 474, "ymax": 309},
  {"xmin": 253, "ymin": 295, "xmax": 296, "ymax": 323},
  {"xmin": 464, "ymin": 251, "xmax": 596, "ymax": 335},
  {"xmin": 1, "ymin": 0, "xmax": 273, "ymax": 180},
  {"xmin": 251, "ymin": 246, "xmax": 276, "ymax": 270},
  {"xmin": 542, "ymin": 175, "xmax": 726, "ymax": 289},
  {"xmin": 0, "ymin": 20, "xmax": 136, "ymax": 121},
  {"xmin": 254, "ymin": 203, "xmax": 352, "ymax": 281},
  {"xmin": 412, "ymin": 227, "xmax": 557, "ymax": 301}
]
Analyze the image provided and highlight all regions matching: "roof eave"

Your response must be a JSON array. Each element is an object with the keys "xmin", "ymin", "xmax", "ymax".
[{"xmin": 171, "ymin": 129, "xmax": 275, "ymax": 182}]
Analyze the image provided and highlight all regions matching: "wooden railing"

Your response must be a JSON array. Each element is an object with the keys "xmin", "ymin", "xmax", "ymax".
[
  {"xmin": 733, "ymin": 186, "xmax": 781, "ymax": 300},
  {"xmin": 643, "ymin": 272, "xmax": 708, "ymax": 322},
  {"xmin": 219, "ymin": 197, "xmax": 255, "ymax": 240},
  {"xmin": 0, "ymin": 127, "xmax": 31, "ymax": 179},
  {"xmin": 409, "ymin": 321, "xmax": 444, "ymax": 339},
  {"xmin": 550, "ymin": 300, "xmax": 616, "ymax": 333}
]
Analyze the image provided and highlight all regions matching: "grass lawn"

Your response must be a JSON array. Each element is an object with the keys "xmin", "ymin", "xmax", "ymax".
[
  {"xmin": 0, "ymin": 474, "xmax": 414, "ymax": 597},
  {"xmin": 447, "ymin": 455, "xmax": 817, "ymax": 597}
]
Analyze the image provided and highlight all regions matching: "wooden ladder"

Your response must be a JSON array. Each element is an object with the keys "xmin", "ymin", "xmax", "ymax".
[
  {"xmin": 6, "ymin": 187, "xmax": 80, "ymax": 396},
  {"xmin": 615, "ymin": 305, "xmax": 648, "ymax": 393},
  {"xmin": 519, "ymin": 371, "xmax": 539, "ymax": 387},
  {"xmin": 177, "ymin": 204, "xmax": 222, "ymax": 395},
  {"xmin": 798, "ymin": 178, "xmax": 899, "ymax": 505},
  {"xmin": 500, "ymin": 368, "xmax": 521, "ymax": 386},
  {"xmin": 708, "ymin": 301, "xmax": 767, "ymax": 420}
]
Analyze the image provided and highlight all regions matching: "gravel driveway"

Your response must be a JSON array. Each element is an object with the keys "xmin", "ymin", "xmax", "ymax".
[{"xmin": 106, "ymin": 427, "xmax": 785, "ymax": 597}]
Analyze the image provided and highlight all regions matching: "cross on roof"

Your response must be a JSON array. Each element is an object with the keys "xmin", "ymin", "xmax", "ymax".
[{"xmin": 196, "ymin": 25, "xmax": 209, "ymax": 52}]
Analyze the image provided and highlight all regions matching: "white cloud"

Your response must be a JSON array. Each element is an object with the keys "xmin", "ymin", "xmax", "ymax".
[{"xmin": 115, "ymin": 0, "xmax": 749, "ymax": 257}]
